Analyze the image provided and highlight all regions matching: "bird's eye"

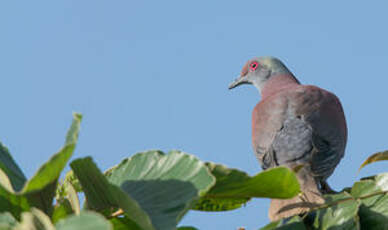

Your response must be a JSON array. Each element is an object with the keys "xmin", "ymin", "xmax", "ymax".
[{"xmin": 250, "ymin": 61, "xmax": 259, "ymax": 71}]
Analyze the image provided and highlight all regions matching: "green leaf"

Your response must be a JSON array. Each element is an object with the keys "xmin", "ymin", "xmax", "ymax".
[
  {"xmin": 0, "ymin": 212, "xmax": 17, "ymax": 230},
  {"xmin": 352, "ymin": 173, "xmax": 388, "ymax": 230},
  {"xmin": 193, "ymin": 163, "xmax": 300, "ymax": 211},
  {"xmin": 70, "ymin": 157, "xmax": 154, "ymax": 230},
  {"xmin": 14, "ymin": 208, "xmax": 55, "ymax": 230},
  {"xmin": 72, "ymin": 150, "xmax": 215, "ymax": 230},
  {"xmin": 0, "ymin": 113, "xmax": 82, "ymax": 218},
  {"xmin": 0, "ymin": 143, "xmax": 26, "ymax": 192},
  {"xmin": 56, "ymin": 211, "xmax": 113, "ymax": 230},
  {"xmin": 23, "ymin": 113, "xmax": 82, "ymax": 214},
  {"xmin": 359, "ymin": 150, "xmax": 388, "ymax": 172},
  {"xmin": 22, "ymin": 113, "xmax": 82, "ymax": 193},
  {"xmin": 110, "ymin": 217, "xmax": 142, "ymax": 230},
  {"xmin": 351, "ymin": 180, "xmax": 381, "ymax": 207},
  {"xmin": 310, "ymin": 192, "xmax": 361, "ymax": 230},
  {"xmin": 105, "ymin": 150, "xmax": 216, "ymax": 230},
  {"xmin": 260, "ymin": 216, "xmax": 306, "ymax": 230}
]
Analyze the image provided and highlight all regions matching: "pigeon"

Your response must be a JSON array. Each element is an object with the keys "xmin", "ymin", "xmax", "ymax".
[{"xmin": 229, "ymin": 57, "xmax": 347, "ymax": 220}]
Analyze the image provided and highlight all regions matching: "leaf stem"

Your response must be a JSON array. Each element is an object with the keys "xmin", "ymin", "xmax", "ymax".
[
  {"xmin": 308, "ymin": 190, "xmax": 388, "ymax": 213},
  {"xmin": 110, "ymin": 209, "xmax": 124, "ymax": 218}
]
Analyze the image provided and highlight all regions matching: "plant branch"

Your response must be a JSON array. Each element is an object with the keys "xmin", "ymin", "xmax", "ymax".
[{"xmin": 308, "ymin": 190, "xmax": 388, "ymax": 213}]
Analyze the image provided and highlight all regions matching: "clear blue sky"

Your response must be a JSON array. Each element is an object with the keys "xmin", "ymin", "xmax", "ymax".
[{"xmin": 1, "ymin": 1, "xmax": 388, "ymax": 229}]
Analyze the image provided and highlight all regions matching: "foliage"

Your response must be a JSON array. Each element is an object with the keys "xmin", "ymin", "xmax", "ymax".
[
  {"xmin": 192, "ymin": 163, "xmax": 299, "ymax": 211},
  {"xmin": 359, "ymin": 150, "xmax": 388, "ymax": 172},
  {"xmin": 0, "ymin": 113, "xmax": 386, "ymax": 229},
  {"xmin": 261, "ymin": 172, "xmax": 388, "ymax": 230}
]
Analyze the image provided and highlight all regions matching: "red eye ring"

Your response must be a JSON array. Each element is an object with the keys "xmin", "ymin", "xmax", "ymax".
[{"xmin": 249, "ymin": 61, "xmax": 259, "ymax": 71}]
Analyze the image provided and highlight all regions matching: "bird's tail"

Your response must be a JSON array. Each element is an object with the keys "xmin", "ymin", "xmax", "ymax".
[{"xmin": 268, "ymin": 167, "xmax": 325, "ymax": 221}]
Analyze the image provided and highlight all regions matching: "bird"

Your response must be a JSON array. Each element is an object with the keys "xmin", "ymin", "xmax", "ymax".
[{"xmin": 229, "ymin": 57, "xmax": 347, "ymax": 220}]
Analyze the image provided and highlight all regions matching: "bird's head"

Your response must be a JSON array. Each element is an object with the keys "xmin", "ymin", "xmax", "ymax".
[{"xmin": 229, "ymin": 57, "xmax": 298, "ymax": 92}]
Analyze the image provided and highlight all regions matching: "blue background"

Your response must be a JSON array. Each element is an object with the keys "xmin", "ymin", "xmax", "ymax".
[{"xmin": 1, "ymin": 1, "xmax": 388, "ymax": 229}]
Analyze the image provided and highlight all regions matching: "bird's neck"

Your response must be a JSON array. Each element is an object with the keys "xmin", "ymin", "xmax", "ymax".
[{"xmin": 261, "ymin": 74, "xmax": 300, "ymax": 99}]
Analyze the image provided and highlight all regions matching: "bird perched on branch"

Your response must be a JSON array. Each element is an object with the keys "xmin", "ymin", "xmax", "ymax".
[{"xmin": 229, "ymin": 57, "xmax": 347, "ymax": 220}]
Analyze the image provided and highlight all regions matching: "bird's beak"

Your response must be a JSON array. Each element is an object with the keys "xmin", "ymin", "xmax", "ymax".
[{"xmin": 228, "ymin": 75, "xmax": 249, "ymax": 90}]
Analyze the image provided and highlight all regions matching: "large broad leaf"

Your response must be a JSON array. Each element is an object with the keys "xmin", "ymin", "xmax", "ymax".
[
  {"xmin": 352, "ymin": 173, "xmax": 388, "ymax": 230},
  {"xmin": 71, "ymin": 150, "xmax": 215, "ymax": 230},
  {"xmin": 309, "ymin": 192, "xmax": 361, "ymax": 230},
  {"xmin": 193, "ymin": 163, "xmax": 300, "ymax": 211},
  {"xmin": 0, "ymin": 113, "xmax": 82, "ymax": 218},
  {"xmin": 55, "ymin": 211, "xmax": 113, "ymax": 230},
  {"xmin": 70, "ymin": 157, "xmax": 154, "ymax": 230},
  {"xmin": 104, "ymin": 150, "xmax": 215, "ymax": 229},
  {"xmin": 359, "ymin": 151, "xmax": 388, "ymax": 172}
]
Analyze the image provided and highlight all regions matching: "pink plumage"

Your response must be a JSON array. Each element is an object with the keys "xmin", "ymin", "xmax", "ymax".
[{"xmin": 229, "ymin": 57, "xmax": 347, "ymax": 220}]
